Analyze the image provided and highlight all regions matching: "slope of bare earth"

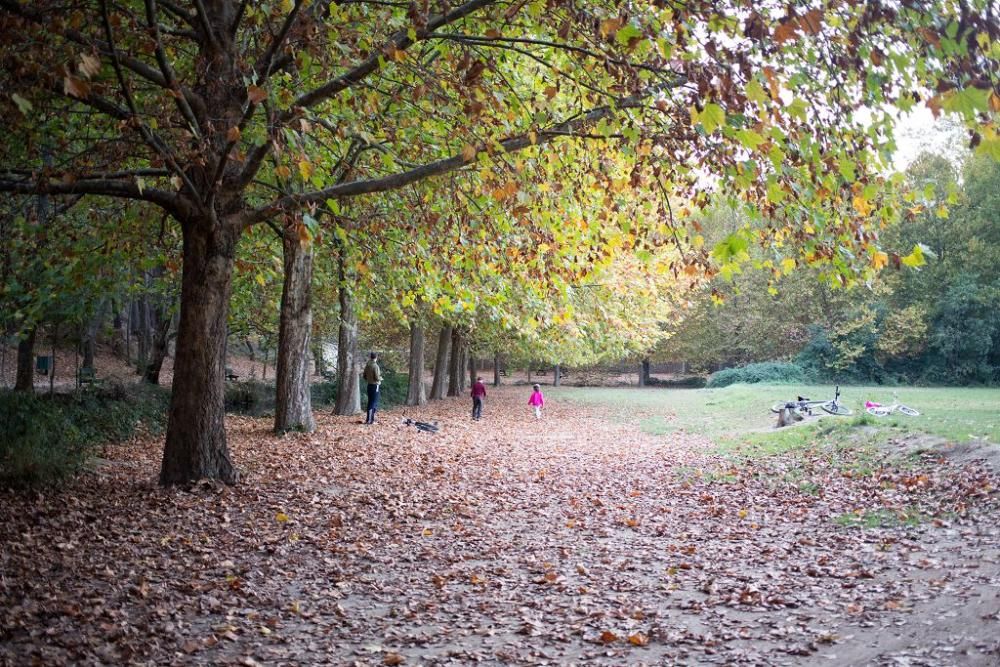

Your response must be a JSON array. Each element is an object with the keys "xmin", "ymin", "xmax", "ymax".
[{"xmin": 2, "ymin": 388, "xmax": 998, "ymax": 666}]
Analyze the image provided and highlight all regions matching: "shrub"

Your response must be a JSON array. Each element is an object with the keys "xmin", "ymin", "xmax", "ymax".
[
  {"xmin": 0, "ymin": 383, "xmax": 170, "ymax": 489},
  {"xmin": 707, "ymin": 362, "xmax": 810, "ymax": 388}
]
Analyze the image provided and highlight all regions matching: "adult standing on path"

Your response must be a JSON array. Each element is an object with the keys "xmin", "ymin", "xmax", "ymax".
[
  {"xmin": 363, "ymin": 352, "xmax": 382, "ymax": 425},
  {"xmin": 471, "ymin": 376, "xmax": 487, "ymax": 420}
]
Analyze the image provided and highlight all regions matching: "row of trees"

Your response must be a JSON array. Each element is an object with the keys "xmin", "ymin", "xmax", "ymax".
[{"xmin": 1, "ymin": 0, "xmax": 997, "ymax": 483}]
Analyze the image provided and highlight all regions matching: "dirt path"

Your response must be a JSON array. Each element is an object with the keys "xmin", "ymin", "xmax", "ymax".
[{"xmin": 2, "ymin": 388, "xmax": 998, "ymax": 666}]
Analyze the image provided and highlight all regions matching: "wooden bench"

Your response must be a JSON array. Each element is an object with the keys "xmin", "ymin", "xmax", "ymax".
[
  {"xmin": 77, "ymin": 367, "xmax": 102, "ymax": 386},
  {"xmin": 225, "ymin": 367, "xmax": 240, "ymax": 381}
]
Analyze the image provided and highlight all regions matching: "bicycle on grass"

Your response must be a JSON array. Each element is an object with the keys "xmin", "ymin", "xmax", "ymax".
[
  {"xmin": 770, "ymin": 385, "xmax": 854, "ymax": 418},
  {"xmin": 865, "ymin": 394, "xmax": 920, "ymax": 417}
]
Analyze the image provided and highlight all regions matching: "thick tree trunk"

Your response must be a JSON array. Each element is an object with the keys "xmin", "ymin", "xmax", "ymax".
[
  {"xmin": 447, "ymin": 328, "xmax": 463, "ymax": 397},
  {"xmin": 14, "ymin": 328, "xmax": 35, "ymax": 393},
  {"xmin": 553, "ymin": 364, "xmax": 562, "ymax": 387},
  {"xmin": 493, "ymin": 353, "xmax": 501, "ymax": 387},
  {"xmin": 406, "ymin": 322, "xmax": 427, "ymax": 406},
  {"xmin": 159, "ymin": 220, "xmax": 239, "ymax": 486},
  {"xmin": 639, "ymin": 357, "xmax": 651, "ymax": 387},
  {"xmin": 334, "ymin": 262, "xmax": 361, "ymax": 415},
  {"xmin": 430, "ymin": 325, "xmax": 452, "ymax": 400},
  {"xmin": 274, "ymin": 231, "xmax": 316, "ymax": 433}
]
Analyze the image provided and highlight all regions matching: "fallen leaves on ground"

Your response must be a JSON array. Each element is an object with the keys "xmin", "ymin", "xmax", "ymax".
[{"xmin": 2, "ymin": 388, "xmax": 999, "ymax": 665}]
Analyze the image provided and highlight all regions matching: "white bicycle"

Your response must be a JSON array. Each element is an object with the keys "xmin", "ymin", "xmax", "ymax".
[{"xmin": 865, "ymin": 395, "xmax": 920, "ymax": 417}]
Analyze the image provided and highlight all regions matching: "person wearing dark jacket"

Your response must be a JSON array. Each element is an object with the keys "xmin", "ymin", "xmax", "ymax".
[
  {"xmin": 363, "ymin": 352, "xmax": 382, "ymax": 425},
  {"xmin": 471, "ymin": 376, "xmax": 487, "ymax": 420}
]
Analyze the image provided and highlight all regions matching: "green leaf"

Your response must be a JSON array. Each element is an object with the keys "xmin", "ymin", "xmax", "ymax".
[
  {"xmin": 615, "ymin": 23, "xmax": 642, "ymax": 47},
  {"xmin": 11, "ymin": 93, "xmax": 32, "ymax": 114},
  {"xmin": 941, "ymin": 87, "xmax": 990, "ymax": 119},
  {"xmin": 745, "ymin": 79, "xmax": 767, "ymax": 105},
  {"xmin": 734, "ymin": 129, "xmax": 765, "ymax": 150},
  {"xmin": 901, "ymin": 244, "xmax": 927, "ymax": 267},
  {"xmin": 700, "ymin": 103, "xmax": 725, "ymax": 134}
]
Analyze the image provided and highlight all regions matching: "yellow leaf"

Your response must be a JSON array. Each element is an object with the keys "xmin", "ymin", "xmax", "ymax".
[
  {"xmin": 298, "ymin": 159, "xmax": 313, "ymax": 180},
  {"xmin": 852, "ymin": 195, "xmax": 872, "ymax": 216},
  {"xmin": 871, "ymin": 250, "xmax": 888, "ymax": 270},
  {"xmin": 628, "ymin": 632, "xmax": 649, "ymax": 646},
  {"xmin": 275, "ymin": 512, "xmax": 289, "ymax": 523},
  {"xmin": 737, "ymin": 509, "xmax": 748, "ymax": 519},
  {"xmin": 781, "ymin": 257, "xmax": 796, "ymax": 273},
  {"xmin": 599, "ymin": 18, "xmax": 622, "ymax": 37}
]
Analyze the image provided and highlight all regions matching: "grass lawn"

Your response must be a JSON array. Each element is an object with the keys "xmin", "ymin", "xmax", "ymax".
[{"xmin": 557, "ymin": 383, "xmax": 1000, "ymax": 451}]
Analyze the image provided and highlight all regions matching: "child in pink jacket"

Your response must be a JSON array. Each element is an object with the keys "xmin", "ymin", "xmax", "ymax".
[{"xmin": 528, "ymin": 384, "xmax": 544, "ymax": 418}]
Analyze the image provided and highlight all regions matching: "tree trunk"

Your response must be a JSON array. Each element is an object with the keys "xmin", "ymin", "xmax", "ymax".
[
  {"xmin": 553, "ymin": 364, "xmax": 562, "ymax": 387},
  {"xmin": 144, "ymin": 308, "xmax": 174, "ymax": 385},
  {"xmin": 447, "ymin": 328, "xmax": 463, "ymax": 397},
  {"xmin": 406, "ymin": 322, "xmax": 427, "ymax": 406},
  {"xmin": 430, "ymin": 325, "xmax": 452, "ymax": 400},
  {"xmin": 639, "ymin": 357, "xmax": 651, "ymax": 387},
  {"xmin": 459, "ymin": 344, "xmax": 469, "ymax": 393},
  {"xmin": 14, "ymin": 327, "xmax": 35, "ymax": 393},
  {"xmin": 82, "ymin": 299, "xmax": 107, "ymax": 369},
  {"xmin": 274, "ymin": 230, "xmax": 316, "ymax": 433},
  {"xmin": 313, "ymin": 343, "xmax": 325, "ymax": 376},
  {"xmin": 493, "ymin": 353, "xmax": 501, "ymax": 387},
  {"xmin": 159, "ymin": 220, "xmax": 239, "ymax": 486},
  {"xmin": 334, "ymin": 260, "xmax": 361, "ymax": 415},
  {"xmin": 468, "ymin": 355, "xmax": 478, "ymax": 388}
]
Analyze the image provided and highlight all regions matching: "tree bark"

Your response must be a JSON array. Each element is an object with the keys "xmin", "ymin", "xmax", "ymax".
[
  {"xmin": 274, "ymin": 230, "xmax": 316, "ymax": 433},
  {"xmin": 493, "ymin": 353, "xmax": 501, "ymax": 387},
  {"xmin": 447, "ymin": 328, "xmax": 463, "ymax": 397},
  {"xmin": 430, "ymin": 325, "xmax": 452, "ymax": 400},
  {"xmin": 639, "ymin": 357, "xmax": 651, "ymax": 387},
  {"xmin": 144, "ymin": 308, "xmax": 174, "ymax": 385},
  {"xmin": 406, "ymin": 322, "xmax": 427, "ymax": 406},
  {"xmin": 553, "ymin": 364, "xmax": 562, "ymax": 387},
  {"xmin": 82, "ymin": 299, "xmax": 107, "ymax": 370},
  {"xmin": 14, "ymin": 328, "xmax": 35, "ymax": 393},
  {"xmin": 334, "ymin": 258, "xmax": 361, "ymax": 415},
  {"xmin": 459, "ymin": 344, "xmax": 469, "ymax": 393},
  {"xmin": 468, "ymin": 355, "xmax": 478, "ymax": 388},
  {"xmin": 159, "ymin": 219, "xmax": 239, "ymax": 486}
]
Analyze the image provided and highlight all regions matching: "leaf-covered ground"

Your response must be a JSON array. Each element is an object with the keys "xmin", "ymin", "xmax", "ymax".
[{"xmin": 2, "ymin": 388, "xmax": 999, "ymax": 666}]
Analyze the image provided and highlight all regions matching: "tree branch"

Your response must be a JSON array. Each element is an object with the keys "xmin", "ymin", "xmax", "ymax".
[
  {"xmin": 238, "ymin": 0, "xmax": 498, "ymax": 189},
  {"xmin": 243, "ymin": 91, "xmax": 653, "ymax": 226},
  {"xmin": 0, "ymin": 176, "xmax": 184, "ymax": 217}
]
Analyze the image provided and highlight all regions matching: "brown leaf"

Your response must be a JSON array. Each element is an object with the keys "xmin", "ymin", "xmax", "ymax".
[
  {"xmin": 247, "ymin": 85, "xmax": 267, "ymax": 104},
  {"xmin": 227, "ymin": 126, "xmax": 241, "ymax": 143},
  {"xmin": 63, "ymin": 75, "xmax": 91, "ymax": 99},
  {"xmin": 599, "ymin": 630, "xmax": 619, "ymax": 644},
  {"xmin": 628, "ymin": 632, "xmax": 649, "ymax": 646},
  {"xmin": 384, "ymin": 653, "xmax": 405, "ymax": 666}
]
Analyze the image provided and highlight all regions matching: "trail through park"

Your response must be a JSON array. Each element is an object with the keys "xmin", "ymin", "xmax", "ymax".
[{"xmin": 2, "ymin": 388, "xmax": 999, "ymax": 666}]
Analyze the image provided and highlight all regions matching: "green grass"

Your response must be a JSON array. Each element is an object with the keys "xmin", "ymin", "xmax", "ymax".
[{"xmin": 557, "ymin": 383, "xmax": 1000, "ymax": 450}]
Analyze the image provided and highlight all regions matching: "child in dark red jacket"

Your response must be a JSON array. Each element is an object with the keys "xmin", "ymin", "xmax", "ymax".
[{"xmin": 471, "ymin": 376, "xmax": 487, "ymax": 420}]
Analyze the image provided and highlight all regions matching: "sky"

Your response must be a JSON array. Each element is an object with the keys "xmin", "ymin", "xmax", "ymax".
[{"xmin": 892, "ymin": 106, "xmax": 968, "ymax": 172}]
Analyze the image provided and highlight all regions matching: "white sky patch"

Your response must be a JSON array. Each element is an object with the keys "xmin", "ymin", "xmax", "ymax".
[{"xmin": 892, "ymin": 106, "xmax": 968, "ymax": 171}]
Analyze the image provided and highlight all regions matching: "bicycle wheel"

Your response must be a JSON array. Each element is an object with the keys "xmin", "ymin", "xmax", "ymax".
[
  {"xmin": 821, "ymin": 401, "xmax": 853, "ymax": 416},
  {"xmin": 897, "ymin": 405, "xmax": 920, "ymax": 417},
  {"xmin": 866, "ymin": 406, "xmax": 890, "ymax": 417}
]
